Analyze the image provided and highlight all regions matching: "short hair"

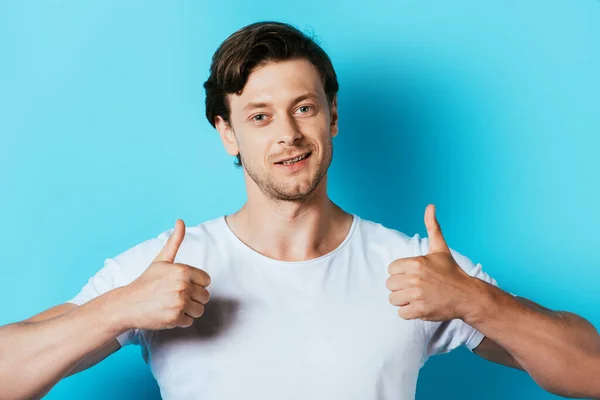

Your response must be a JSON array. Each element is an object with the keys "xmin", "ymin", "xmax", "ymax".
[{"xmin": 203, "ymin": 21, "xmax": 339, "ymax": 167}]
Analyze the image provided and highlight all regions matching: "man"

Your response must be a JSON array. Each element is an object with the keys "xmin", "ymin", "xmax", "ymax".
[{"xmin": 0, "ymin": 21, "xmax": 598, "ymax": 400}]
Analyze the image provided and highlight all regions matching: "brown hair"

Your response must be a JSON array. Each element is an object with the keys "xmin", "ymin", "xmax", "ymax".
[{"xmin": 203, "ymin": 21, "xmax": 339, "ymax": 167}]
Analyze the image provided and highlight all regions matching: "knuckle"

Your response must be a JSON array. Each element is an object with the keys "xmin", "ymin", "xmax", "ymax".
[
  {"xmin": 412, "ymin": 262, "xmax": 423, "ymax": 274},
  {"xmin": 188, "ymin": 304, "xmax": 200, "ymax": 318},
  {"xmin": 174, "ymin": 281, "xmax": 188, "ymax": 292},
  {"xmin": 173, "ymin": 297, "xmax": 186, "ymax": 310},
  {"xmin": 385, "ymin": 277, "xmax": 394, "ymax": 290},
  {"xmin": 179, "ymin": 316, "xmax": 193, "ymax": 328},
  {"xmin": 203, "ymin": 272, "xmax": 212, "ymax": 287},
  {"xmin": 165, "ymin": 321, "xmax": 176, "ymax": 329},
  {"xmin": 196, "ymin": 304, "xmax": 205, "ymax": 318},
  {"xmin": 413, "ymin": 288, "xmax": 423, "ymax": 301},
  {"xmin": 167, "ymin": 310, "xmax": 181, "ymax": 324},
  {"xmin": 203, "ymin": 289, "xmax": 211, "ymax": 304},
  {"xmin": 174, "ymin": 264, "xmax": 188, "ymax": 277},
  {"xmin": 397, "ymin": 307, "xmax": 407, "ymax": 319},
  {"xmin": 388, "ymin": 291, "xmax": 395, "ymax": 304},
  {"xmin": 387, "ymin": 261, "xmax": 395, "ymax": 275},
  {"xmin": 388, "ymin": 291, "xmax": 401, "ymax": 306},
  {"xmin": 388, "ymin": 259, "xmax": 404, "ymax": 275},
  {"xmin": 176, "ymin": 289, "xmax": 188, "ymax": 301}
]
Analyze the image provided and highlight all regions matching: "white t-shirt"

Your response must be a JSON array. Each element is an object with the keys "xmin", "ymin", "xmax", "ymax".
[{"xmin": 68, "ymin": 214, "xmax": 498, "ymax": 400}]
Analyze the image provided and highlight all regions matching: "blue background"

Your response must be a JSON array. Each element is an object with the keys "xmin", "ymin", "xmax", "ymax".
[{"xmin": 1, "ymin": 1, "xmax": 598, "ymax": 399}]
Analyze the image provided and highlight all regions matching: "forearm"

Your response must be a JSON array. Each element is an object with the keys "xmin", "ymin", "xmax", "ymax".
[
  {"xmin": 0, "ymin": 288, "xmax": 131, "ymax": 400},
  {"xmin": 465, "ymin": 279, "xmax": 600, "ymax": 398}
]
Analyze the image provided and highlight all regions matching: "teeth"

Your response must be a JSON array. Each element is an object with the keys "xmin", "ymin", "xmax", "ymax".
[{"xmin": 282, "ymin": 153, "xmax": 308, "ymax": 165}]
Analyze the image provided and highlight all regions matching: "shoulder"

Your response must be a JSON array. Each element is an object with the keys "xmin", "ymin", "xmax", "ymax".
[{"xmin": 354, "ymin": 215, "xmax": 423, "ymax": 261}]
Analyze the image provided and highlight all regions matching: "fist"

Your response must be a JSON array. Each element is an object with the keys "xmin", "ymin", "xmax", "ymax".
[
  {"xmin": 123, "ymin": 219, "xmax": 212, "ymax": 330},
  {"xmin": 386, "ymin": 204, "xmax": 474, "ymax": 322}
]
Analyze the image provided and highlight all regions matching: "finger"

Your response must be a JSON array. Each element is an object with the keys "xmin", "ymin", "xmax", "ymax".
[
  {"xmin": 154, "ymin": 219, "xmax": 186, "ymax": 263},
  {"xmin": 177, "ymin": 313, "xmax": 194, "ymax": 328},
  {"xmin": 385, "ymin": 274, "xmax": 409, "ymax": 291},
  {"xmin": 171, "ymin": 263, "xmax": 211, "ymax": 287},
  {"xmin": 388, "ymin": 289, "xmax": 411, "ymax": 307},
  {"xmin": 190, "ymin": 284, "xmax": 211, "ymax": 305},
  {"xmin": 387, "ymin": 257, "xmax": 419, "ymax": 276},
  {"xmin": 183, "ymin": 301, "xmax": 205, "ymax": 319},
  {"xmin": 424, "ymin": 204, "xmax": 450, "ymax": 254},
  {"xmin": 189, "ymin": 266, "xmax": 211, "ymax": 287},
  {"xmin": 397, "ymin": 303, "xmax": 421, "ymax": 320}
]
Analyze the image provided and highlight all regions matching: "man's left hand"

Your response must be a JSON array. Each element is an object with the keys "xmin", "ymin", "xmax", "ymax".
[{"xmin": 386, "ymin": 204, "xmax": 477, "ymax": 322}]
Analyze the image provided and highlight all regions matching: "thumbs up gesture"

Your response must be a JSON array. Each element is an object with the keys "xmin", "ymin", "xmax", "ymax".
[
  {"xmin": 122, "ymin": 219, "xmax": 212, "ymax": 330},
  {"xmin": 386, "ymin": 205, "xmax": 475, "ymax": 322}
]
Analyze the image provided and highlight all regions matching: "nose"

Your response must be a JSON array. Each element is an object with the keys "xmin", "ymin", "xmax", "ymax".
[{"xmin": 276, "ymin": 114, "xmax": 302, "ymax": 146}]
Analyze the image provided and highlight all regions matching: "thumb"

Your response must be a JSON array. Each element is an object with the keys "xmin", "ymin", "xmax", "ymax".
[
  {"xmin": 424, "ymin": 204, "xmax": 450, "ymax": 254},
  {"xmin": 154, "ymin": 219, "xmax": 186, "ymax": 263}
]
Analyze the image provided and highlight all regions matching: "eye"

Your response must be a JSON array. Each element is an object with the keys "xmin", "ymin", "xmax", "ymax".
[
  {"xmin": 252, "ymin": 114, "xmax": 267, "ymax": 123},
  {"xmin": 295, "ymin": 105, "xmax": 315, "ymax": 116}
]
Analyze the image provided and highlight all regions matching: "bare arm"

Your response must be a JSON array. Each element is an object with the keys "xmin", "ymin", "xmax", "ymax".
[
  {"xmin": 465, "ymin": 282, "xmax": 600, "ymax": 398},
  {"xmin": 472, "ymin": 296, "xmax": 554, "ymax": 371},
  {"xmin": 0, "ymin": 220, "xmax": 211, "ymax": 400},
  {"xmin": 472, "ymin": 336, "xmax": 523, "ymax": 370},
  {"xmin": 23, "ymin": 303, "xmax": 122, "ymax": 378},
  {"xmin": 0, "ymin": 288, "xmax": 130, "ymax": 400},
  {"xmin": 387, "ymin": 206, "xmax": 600, "ymax": 398}
]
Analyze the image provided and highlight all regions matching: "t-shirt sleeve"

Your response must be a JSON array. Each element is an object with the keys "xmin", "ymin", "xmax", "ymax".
[
  {"xmin": 66, "ymin": 257, "xmax": 139, "ymax": 347},
  {"xmin": 418, "ymin": 237, "xmax": 501, "ymax": 357}
]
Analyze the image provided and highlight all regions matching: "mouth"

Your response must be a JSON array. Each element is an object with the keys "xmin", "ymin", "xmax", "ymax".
[{"xmin": 274, "ymin": 151, "xmax": 312, "ymax": 165}]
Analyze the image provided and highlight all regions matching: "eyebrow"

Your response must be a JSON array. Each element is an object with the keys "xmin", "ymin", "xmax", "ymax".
[{"xmin": 242, "ymin": 92, "xmax": 320, "ymax": 113}]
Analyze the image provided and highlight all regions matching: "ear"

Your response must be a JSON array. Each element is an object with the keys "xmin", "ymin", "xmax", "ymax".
[
  {"xmin": 215, "ymin": 115, "xmax": 240, "ymax": 157},
  {"xmin": 330, "ymin": 95, "xmax": 339, "ymax": 138}
]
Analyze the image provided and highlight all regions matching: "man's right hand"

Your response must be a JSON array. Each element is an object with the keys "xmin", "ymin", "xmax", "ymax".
[{"xmin": 122, "ymin": 219, "xmax": 211, "ymax": 330}]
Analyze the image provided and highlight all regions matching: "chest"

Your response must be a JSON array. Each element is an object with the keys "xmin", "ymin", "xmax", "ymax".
[{"xmin": 143, "ymin": 286, "xmax": 428, "ymax": 399}]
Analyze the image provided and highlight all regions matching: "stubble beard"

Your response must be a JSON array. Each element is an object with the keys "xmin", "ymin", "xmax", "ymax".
[{"xmin": 242, "ymin": 141, "xmax": 334, "ymax": 202}]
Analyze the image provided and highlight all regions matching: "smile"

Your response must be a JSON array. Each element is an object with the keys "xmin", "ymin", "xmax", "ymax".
[{"xmin": 275, "ymin": 152, "xmax": 312, "ymax": 165}]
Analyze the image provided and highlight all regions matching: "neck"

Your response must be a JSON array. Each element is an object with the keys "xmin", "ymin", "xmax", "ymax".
[{"xmin": 225, "ymin": 175, "xmax": 353, "ymax": 262}]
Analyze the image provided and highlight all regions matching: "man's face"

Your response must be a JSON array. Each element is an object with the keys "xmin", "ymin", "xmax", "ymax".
[{"xmin": 216, "ymin": 58, "xmax": 338, "ymax": 201}]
